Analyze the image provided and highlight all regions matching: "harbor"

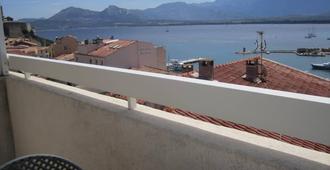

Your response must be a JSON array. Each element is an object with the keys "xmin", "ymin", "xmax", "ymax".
[{"xmin": 38, "ymin": 24, "xmax": 330, "ymax": 79}]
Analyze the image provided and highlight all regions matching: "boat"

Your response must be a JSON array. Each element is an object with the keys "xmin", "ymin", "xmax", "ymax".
[
  {"xmin": 305, "ymin": 33, "xmax": 317, "ymax": 39},
  {"xmin": 327, "ymin": 37, "xmax": 330, "ymax": 40},
  {"xmin": 165, "ymin": 27, "xmax": 170, "ymax": 32},
  {"xmin": 311, "ymin": 62, "xmax": 330, "ymax": 70}
]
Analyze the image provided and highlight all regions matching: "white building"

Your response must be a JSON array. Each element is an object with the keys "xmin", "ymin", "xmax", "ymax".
[{"xmin": 75, "ymin": 39, "xmax": 166, "ymax": 70}]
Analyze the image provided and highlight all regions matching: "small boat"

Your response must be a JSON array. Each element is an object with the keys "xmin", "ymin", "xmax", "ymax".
[
  {"xmin": 305, "ymin": 33, "xmax": 317, "ymax": 39},
  {"xmin": 311, "ymin": 62, "xmax": 330, "ymax": 70},
  {"xmin": 327, "ymin": 37, "xmax": 330, "ymax": 40}
]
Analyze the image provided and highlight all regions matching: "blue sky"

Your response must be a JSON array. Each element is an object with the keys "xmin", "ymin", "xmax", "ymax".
[{"xmin": 1, "ymin": 0, "xmax": 211, "ymax": 19}]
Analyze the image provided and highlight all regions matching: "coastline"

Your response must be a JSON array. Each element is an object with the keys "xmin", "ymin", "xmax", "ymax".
[{"xmin": 34, "ymin": 20, "xmax": 330, "ymax": 31}]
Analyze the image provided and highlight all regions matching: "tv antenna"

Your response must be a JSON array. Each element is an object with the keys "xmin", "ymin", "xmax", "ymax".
[{"xmin": 255, "ymin": 31, "xmax": 268, "ymax": 66}]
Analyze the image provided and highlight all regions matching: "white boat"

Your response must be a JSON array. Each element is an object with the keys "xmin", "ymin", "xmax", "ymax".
[
  {"xmin": 311, "ymin": 62, "xmax": 330, "ymax": 70},
  {"xmin": 305, "ymin": 33, "xmax": 317, "ymax": 39},
  {"xmin": 305, "ymin": 28, "xmax": 317, "ymax": 39}
]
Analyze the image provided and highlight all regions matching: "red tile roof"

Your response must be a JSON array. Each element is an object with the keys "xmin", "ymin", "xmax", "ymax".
[
  {"xmin": 88, "ymin": 40, "xmax": 136, "ymax": 58},
  {"xmin": 214, "ymin": 56, "xmax": 330, "ymax": 97}
]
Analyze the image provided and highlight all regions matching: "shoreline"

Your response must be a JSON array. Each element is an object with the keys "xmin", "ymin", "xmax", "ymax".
[{"xmin": 35, "ymin": 22, "xmax": 330, "ymax": 31}]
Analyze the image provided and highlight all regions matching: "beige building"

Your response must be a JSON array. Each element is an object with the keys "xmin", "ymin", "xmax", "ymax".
[
  {"xmin": 49, "ymin": 35, "xmax": 79, "ymax": 58},
  {"xmin": 75, "ymin": 39, "xmax": 166, "ymax": 69}
]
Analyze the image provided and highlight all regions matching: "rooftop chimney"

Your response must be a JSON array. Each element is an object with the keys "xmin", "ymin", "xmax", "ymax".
[
  {"xmin": 199, "ymin": 59, "xmax": 214, "ymax": 80},
  {"xmin": 243, "ymin": 58, "xmax": 267, "ymax": 83}
]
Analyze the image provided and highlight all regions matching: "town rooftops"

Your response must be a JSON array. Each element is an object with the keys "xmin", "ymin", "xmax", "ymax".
[
  {"xmin": 86, "ymin": 40, "xmax": 136, "ymax": 58},
  {"xmin": 6, "ymin": 38, "xmax": 39, "ymax": 47},
  {"xmin": 214, "ymin": 56, "xmax": 330, "ymax": 97},
  {"xmin": 7, "ymin": 46, "xmax": 48, "ymax": 57}
]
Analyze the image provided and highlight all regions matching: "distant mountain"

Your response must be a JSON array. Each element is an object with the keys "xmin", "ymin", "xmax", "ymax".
[
  {"xmin": 24, "ymin": 0, "xmax": 330, "ymax": 30},
  {"xmin": 141, "ymin": 0, "xmax": 330, "ymax": 20},
  {"xmin": 49, "ymin": 6, "xmax": 142, "ymax": 23},
  {"xmin": 49, "ymin": 7, "xmax": 99, "ymax": 21}
]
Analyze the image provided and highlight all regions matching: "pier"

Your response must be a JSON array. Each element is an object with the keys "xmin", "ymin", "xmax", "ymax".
[
  {"xmin": 235, "ymin": 50, "xmax": 295, "ymax": 55},
  {"xmin": 236, "ymin": 49, "xmax": 330, "ymax": 56}
]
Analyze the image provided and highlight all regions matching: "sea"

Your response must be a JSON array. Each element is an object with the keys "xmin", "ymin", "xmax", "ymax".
[{"xmin": 37, "ymin": 24, "xmax": 330, "ymax": 79}]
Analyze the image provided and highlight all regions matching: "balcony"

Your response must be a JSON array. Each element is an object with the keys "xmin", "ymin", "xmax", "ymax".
[{"xmin": 1, "ymin": 52, "xmax": 330, "ymax": 169}]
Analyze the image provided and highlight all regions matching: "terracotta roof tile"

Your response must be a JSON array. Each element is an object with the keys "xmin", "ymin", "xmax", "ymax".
[
  {"xmin": 213, "ymin": 56, "xmax": 330, "ymax": 97},
  {"xmin": 88, "ymin": 40, "xmax": 136, "ymax": 58}
]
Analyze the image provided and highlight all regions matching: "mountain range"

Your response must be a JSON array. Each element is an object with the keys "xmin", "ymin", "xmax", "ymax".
[{"xmin": 21, "ymin": 0, "xmax": 330, "ymax": 29}]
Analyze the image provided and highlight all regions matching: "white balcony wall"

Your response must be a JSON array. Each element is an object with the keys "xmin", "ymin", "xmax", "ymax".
[
  {"xmin": 8, "ymin": 55, "xmax": 330, "ymax": 145},
  {"xmin": 5, "ymin": 73, "xmax": 330, "ymax": 170}
]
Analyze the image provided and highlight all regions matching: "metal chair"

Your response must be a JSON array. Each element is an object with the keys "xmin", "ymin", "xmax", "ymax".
[{"xmin": 0, "ymin": 154, "xmax": 82, "ymax": 170}]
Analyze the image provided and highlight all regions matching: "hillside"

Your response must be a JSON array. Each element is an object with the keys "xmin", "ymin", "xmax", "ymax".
[{"xmin": 22, "ymin": 0, "xmax": 330, "ymax": 29}]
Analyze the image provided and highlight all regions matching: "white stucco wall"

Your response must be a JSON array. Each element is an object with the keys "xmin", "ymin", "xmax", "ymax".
[
  {"xmin": 104, "ymin": 44, "xmax": 139, "ymax": 68},
  {"xmin": 5, "ymin": 74, "xmax": 330, "ymax": 170},
  {"xmin": 136, "ymin": 41, "xmax": 163, "ymax": 69},
  {"xmin": 76, "ymin": 41, "xmax": 166, "ymax": 69}
]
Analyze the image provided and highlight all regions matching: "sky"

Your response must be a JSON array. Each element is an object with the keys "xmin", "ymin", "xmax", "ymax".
[{"xmin": 1, "ymin": 0, "xmax": 211, "ymax": 19}]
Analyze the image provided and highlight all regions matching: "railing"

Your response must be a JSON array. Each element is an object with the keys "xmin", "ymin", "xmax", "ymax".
[{"xmin": 7, "ymin": 54, "xmax": 330, "ymax": 145}]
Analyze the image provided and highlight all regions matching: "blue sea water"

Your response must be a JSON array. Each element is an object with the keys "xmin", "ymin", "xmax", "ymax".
[{"xmin": 37, "ymin": 24, "xmax": 330, "ymax": 79}]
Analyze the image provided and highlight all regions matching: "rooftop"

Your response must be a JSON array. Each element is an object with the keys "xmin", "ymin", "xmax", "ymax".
[
  {"xmin": 54, "ymin": 53, "xmax": 75, "ymax": 61},
  {"xmin": 86, "ymin": 40, "xmax": 136, "ymax": 58},
  {"xmin": 213, "ymin": 56, "xmax": 330, "ymax": 97}
]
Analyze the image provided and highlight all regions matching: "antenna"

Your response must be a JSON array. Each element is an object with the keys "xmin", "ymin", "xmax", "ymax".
[{"xmin": 256, "ymin": 31, "xmax": 266, "ymax": 66}]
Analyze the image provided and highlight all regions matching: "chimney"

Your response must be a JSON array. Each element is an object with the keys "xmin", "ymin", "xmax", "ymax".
[
  {"xmin": 199, "ymin": 59, "xmax": 214, "ymax": 80},
  {"xmin": 244, "ymin": 58, "xmax": 266, "ymax": 83}
]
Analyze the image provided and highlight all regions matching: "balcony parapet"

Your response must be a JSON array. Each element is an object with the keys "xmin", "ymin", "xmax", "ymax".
[
  {"xmin": 5, "ymin": 73, "xmax": 330, "ymax": 169},
  {"xmin": 7, "ymin": 54, "xmax": 330, "ymax": 146}
]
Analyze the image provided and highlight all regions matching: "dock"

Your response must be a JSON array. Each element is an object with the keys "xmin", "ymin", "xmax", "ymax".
[
  {"xmin": 235, "ymin": 49, "xmax": 330, "ymax": 56},
  {"xmin": 235, "ymin": 50, "xmax": 295, "ymax": 55}
]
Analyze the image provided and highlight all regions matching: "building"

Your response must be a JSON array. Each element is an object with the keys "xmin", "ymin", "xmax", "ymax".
[
  {"xmin": 5, "ymin": 38, "xmax": 39, "ymax": 47},
  {"xmin": 4, "ymin": 21, "xmax": 32, "ymax": 38},
  {"xmin": 5, "ymin": 38, "xmax": 49, "ymax": 58},
  {"xmin": 49, "ymin": 35, "xmax": 79, "ymax": 58},
  {"xmin": 7, "ymin": 46, "xmax": 49, "ymax": 58},
  {"xmin": 75, "ymin": 39, "xmax": 166, "ymax": 70}
]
